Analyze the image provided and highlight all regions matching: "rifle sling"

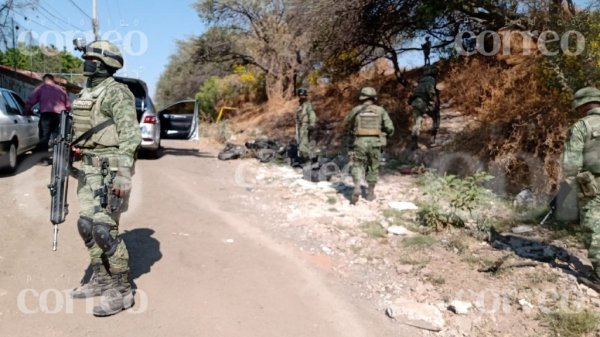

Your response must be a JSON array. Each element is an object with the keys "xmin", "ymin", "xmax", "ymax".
[{"xmin": 72, "ymin": 119, "xmax": 115, "ymax": 146}]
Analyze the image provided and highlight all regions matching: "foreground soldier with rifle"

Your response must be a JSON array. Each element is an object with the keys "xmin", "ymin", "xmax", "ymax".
[
  {"xmin": 49, "ymin": 38, "xmax": 141, "ymax": 317},
  {"xmin": 562, "ymin": 87, "xmax": 600, "ymax": 288}
]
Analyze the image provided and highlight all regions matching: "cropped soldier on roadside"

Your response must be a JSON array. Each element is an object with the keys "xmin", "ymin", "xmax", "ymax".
[
  {"xmin": 69, "ymin": 40, "xmax": 141, "ymax": 317},
  {"xmin": 409, "ymin": 66, "xmax": 440, "ymax": 151},
  {"xmin": 295, "ymin": 88, "xmax": 317, "ymax": 164},
  {"xmin": 562, "ymin": 87, "xmax": 600, "ymax": 285},
  {"xmin": 345, "ymin": 87, "xmax": 394, "ymax": 204}
]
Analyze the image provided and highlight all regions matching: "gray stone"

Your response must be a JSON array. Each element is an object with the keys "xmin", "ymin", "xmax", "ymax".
[
  {"xmin": 514, "ymin": 189, "xmax": 535, "ymax": 208},
  {"xmin": 386, "ymin": 298, "xmax": 445, "ymax": 332}
]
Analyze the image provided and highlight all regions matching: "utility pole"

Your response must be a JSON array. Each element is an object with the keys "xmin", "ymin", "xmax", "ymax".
[
  {"xmin": 11, "ymin": 16, "xmax": 17, "ymax": 71},
  {"xmin": 92, "ymin": 0, "xmax": 100, "ymax": 41}
]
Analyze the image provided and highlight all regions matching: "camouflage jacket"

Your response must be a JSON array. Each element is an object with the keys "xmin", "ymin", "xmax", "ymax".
[
  {"xmin": 562, "ymin": 107, "xmax": 600, "ymax": 178},
  {"xmin": 296, "ymin": 101, "xmax": 316, "ymax": 129},
  {"xmin": 76, "ymin": 77, "xmax": 141, "ymax": 168}
]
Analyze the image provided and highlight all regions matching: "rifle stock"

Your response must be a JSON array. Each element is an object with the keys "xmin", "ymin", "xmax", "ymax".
[{"xmin": 48, "ymin": 111, "xmax": 73, "ymax": 251}]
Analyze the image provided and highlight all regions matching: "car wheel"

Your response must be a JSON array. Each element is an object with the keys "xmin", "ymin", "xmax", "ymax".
[{"xmin": 1, "ymin": 142, "xmax": 18, "ymax": 173}]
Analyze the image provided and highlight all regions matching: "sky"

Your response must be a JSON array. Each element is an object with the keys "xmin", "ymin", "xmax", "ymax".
[
  {"xmin": 12, "ymin": 0, "xmax": 207, "ymax": 98},
  {"xmin": 8, "ymin": 0, "xmax": 596, "ymax": 98}
]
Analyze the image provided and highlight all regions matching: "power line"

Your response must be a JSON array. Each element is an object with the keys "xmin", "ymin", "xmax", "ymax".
[
  {"xmin": 34, "ymin": 8, "xmax": 69, "ymax": 31},
  {"xmin": 38, "ymin": 1, "xmax": 84, "ymax": 31},
  {"xmin": 67, "ymin": 0, "xmax": 92, "ymax": 20},
  {"xmin": 41, "ymin": 0, "xmax": 84, "ymax": 29},
  {"xmin": 12, "ymin": 10, "xmax": 54, "ymax": 31}
]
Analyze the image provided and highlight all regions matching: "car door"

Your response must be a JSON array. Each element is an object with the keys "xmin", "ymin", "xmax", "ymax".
[
  {"xmin": 159, "ymin": 100, "xmax": 196, "ymax": 139},
  {"xmin": 9, "ymin": 92, "xmax": 38, "ymax": 149},
  {"xmin": 0, "ymin": 91, "xmax": 12, "ymax": 146}
]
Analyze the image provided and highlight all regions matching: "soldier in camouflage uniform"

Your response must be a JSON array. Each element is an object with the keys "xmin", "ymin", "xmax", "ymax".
[
  {"xmin": 563, "ymin": 87, "xmax": 600, "ymax": 283},
  {"xmin": 345, "ymin": 87, "xmax": 394, "ymax": 204},
  {"xmin": 69, "ymin": 40, "xmax": 141, "ymax": 316},
  {"xmin": 410, "ymin": 66, "xmax": 440, "ymax": 151},
  {"xmin": 295, "ymin": 88, "xmax": 317, "ymax": 163}
]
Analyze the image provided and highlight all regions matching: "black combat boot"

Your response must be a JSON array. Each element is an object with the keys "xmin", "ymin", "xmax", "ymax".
[
  {"xmin": 410, "ymin": 135, "xmax": 418, "ymax": 151},
  {"xmin": 366, "ymin": 183, "xmax": 376, "ymax": 201},
  {"xmin": 93, "ymin": 271, "xmax": 134, "ymax": 317},
  {"xmin": 351, "ymin": 184, "xmax": 361, "ymax": 205},
  {"xmin": 71, "ymin": 264, "xmax": 113, "ymax": 299}
]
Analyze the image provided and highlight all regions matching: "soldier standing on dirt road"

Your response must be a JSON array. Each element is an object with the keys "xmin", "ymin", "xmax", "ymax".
[
  {"xmin": 345, "ymin": 87, "xmax": 394, "ymax": 205},
  {"xmin": 409, "ymin": 66, "xmax": 440, "ymax": 151},
  {"xmin": 295, "ymin": 88, "xmax": 317, "ymax": 164},
  {"xmin": 562, "ymin": 87, "xmax": 600, "ymax": 287},
  {"xmin": 69, "ymin": 40, "xmax": 141, "ymax": 317}
]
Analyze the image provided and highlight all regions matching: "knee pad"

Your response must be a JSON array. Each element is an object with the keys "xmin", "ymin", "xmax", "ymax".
[
  {"xmin": 77, "ymin": 216, "xmax": 94, "ymax": 248},
  {"xmin": 92, "ymin": 222, "xmax": 120, "ymax": 257}
]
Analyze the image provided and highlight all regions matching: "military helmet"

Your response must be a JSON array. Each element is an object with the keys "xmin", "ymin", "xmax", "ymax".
[
  {"xmin": 572, "ymin": 87, "xmax": 600, "ymax": 110},
  {"xmin": 297, "ymin": 88, "xmax": 308, "ymax": 97},
  {"xmin": 83, "ymin": 40, "xmax": 124, "ymax": 69},
  {"xmin": 359, "ymin": 87, "xmax": 377, "ymax": 100}
]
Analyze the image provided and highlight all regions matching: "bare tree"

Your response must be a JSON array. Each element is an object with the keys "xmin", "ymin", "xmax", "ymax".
[{"xmin": 195, "ymin": 0, "xmax": 313, "ymax": 101}]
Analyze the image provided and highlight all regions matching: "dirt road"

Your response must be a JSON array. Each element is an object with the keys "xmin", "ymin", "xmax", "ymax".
[{"xmin": 0, "ymin": 139, "xmax": 409, "ymax": 337}]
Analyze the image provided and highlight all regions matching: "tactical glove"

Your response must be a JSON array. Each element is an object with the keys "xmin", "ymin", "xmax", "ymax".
[{"xmin": 112, "ymin": 167, "xmax": 132, "ymax": 198}]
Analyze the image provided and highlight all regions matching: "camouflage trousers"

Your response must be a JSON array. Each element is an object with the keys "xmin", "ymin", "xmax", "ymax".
[
  {"xmin": 297, "ymin": 126, "xmax": 311, "ymax": 161},
  {"xmin": 77, "ymin": 163, "xmax": 129, "ymax": 273},
  {"xmin": 351, "ymin": 139, "xmax": 381, "ymax": 185},
  {"xmin": 580, "ymin": 193, "xmax": 600, "ymax": 276},
  {"xmin": 411, "ymin": 97, "xmax": 439, "ymax": 137}
]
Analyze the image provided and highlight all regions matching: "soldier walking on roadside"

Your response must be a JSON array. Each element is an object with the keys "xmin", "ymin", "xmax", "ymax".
[{"xmin": 345, "ymin": 87, "xmax": 394, "ymax": 205}]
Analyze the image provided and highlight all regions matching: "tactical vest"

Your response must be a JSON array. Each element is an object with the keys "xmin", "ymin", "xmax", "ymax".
[
  {"xmin": 71, "ymin": 78, "xmax": 120, "ymax": 149},
  {"xmin": 582, "ymin": 114, "xmax": 600, "ymax": 174},
  {"xmin": 354, "ymin": 105, "xmax": 382, "ymax": 137},
  {"xmin": 413, "ymin": 76, "xmax": 436, "ymax": 100}
]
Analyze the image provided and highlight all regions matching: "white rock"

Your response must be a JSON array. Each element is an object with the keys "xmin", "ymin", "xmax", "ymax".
[
  {"xmin": 387, "ymin": 226, "xmax": 409, "ymax": 236},
  {"xmin": 385, "ymin": 298, "xmax": 445, "ymax": 332},
  {"xmin": 448, "ymin": 300, "xmax": 472, "ymax": 315},
  {"xmin": 321, "ymin": 245, "xmax": 333, "ymax": 255},
  {"xmin": 388, "ymin": 201, "xmax": 418, "ymax": 211},
  {"xmin": 0, "ymin": 289, "xmax": 7, "ymax": 297},
  {"xmin": 518, "ymin": 299, "xmax": 534, "ymax": 311},
  {"xmin": 224, "ymin": 239, "xmax": 235, "ymax": 244},
  {"xmin": 512, "ymin": 225, "xmax": 534, "ymax": 234}
]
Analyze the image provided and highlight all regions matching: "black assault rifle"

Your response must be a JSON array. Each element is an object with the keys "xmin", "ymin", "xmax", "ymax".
[
  {"xmin": 540, "ymin": 181, "xmax": 573, "ymax": 225},
  {"xmin": 48, "ymin": 111, "xmax": 73, "ymax": 251},
  {"xmin": 47, "ymin": 111, "xmax": 114, "ymax": 251}
]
